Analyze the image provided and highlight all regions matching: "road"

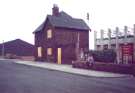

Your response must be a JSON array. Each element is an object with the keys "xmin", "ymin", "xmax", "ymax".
[{"xmin": 0, "ymin": 60, "xmax": 135, "ymax": 93}]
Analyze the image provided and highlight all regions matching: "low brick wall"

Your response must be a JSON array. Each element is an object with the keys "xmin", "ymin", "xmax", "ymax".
[
  {"xmin": 132, "ymin": 64, "xmax": 135, "ymax": 76},
  {"xmin": 72, "ymin": 61, "xmax": 134, "ymax": 75},
  {"xmin": 20, "ymin": 56, "xmax": 35, "ymax": 61},
  {"xmin": 91, "ymin": 62, "xmax": 133, "ymax": 74},
  {"xmin": 72, "ymin": 61, "xmax": 89, "ymax": 69}
]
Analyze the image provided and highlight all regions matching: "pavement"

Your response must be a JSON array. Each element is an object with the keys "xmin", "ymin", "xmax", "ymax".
[{"xmin": 3, "ymin": 59, "xmax": 131, "ymax": 78}]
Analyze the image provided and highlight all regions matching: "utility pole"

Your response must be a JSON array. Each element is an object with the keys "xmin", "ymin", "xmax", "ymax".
[
  {"xmin": 2, "ymin": 40, "xmax": 5, "ymax": 58},
  {"xmin": 87, "ymin": 12, "xmax": 91, "ymax": 50}
]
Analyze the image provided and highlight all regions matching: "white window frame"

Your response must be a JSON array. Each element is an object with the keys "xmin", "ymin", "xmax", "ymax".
[
  {"xmin": 47, "ymin": 48, "xmax": 52, "ymax": 55},
  {"xmin": 47, "ymin": 29, "xmax": 52, "ymax": 39}
]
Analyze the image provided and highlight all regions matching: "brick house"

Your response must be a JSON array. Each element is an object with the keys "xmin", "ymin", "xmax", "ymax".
[{"xmin": 33, "ymin": 5, "xmax": 90, "ymax": 64}]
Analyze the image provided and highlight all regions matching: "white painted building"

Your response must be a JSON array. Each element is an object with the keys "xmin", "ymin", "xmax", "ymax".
[{"xmin": 94, "ymin": 25, "xmax": 135, "ymax": 64}]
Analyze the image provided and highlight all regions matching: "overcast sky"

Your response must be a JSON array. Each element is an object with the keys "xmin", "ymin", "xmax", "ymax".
[{"xmin": 0, "ymin": 0, "xmax": 135, "ymax": 49}]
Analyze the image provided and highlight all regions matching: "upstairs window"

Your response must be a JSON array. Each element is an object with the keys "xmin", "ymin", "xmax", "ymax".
[{"xmin": 47, "ymin": 29, "xmax": 52, "ymax": 38}]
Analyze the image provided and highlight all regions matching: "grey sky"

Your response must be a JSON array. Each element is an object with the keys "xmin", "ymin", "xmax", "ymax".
[{"xmin": 0, "ymin": 0, "xmax": 135, "ymax": 49}]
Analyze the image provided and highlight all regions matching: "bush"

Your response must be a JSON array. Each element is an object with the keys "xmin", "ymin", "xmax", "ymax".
[{"xmin": 91, "ymin": 49, "xmax": 116, "ymax": 63}]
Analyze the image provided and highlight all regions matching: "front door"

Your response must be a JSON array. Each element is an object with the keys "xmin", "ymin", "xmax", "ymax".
[{"xmin": 57, "ymin": 48, "xmax": 62, "ymax": 64}]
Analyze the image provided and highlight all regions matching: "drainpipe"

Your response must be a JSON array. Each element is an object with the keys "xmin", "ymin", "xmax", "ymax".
[{"xmin": 76, "ymin": 32, "xmax": 80, "ymax": 60}]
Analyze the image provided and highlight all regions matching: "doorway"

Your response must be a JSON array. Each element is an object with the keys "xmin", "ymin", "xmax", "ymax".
[{"xmin": 57, "ymin": 48, "xmax": 62, "ymax": 64}]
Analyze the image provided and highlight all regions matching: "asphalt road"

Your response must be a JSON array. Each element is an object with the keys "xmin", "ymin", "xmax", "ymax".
[{"xmin": 0, "ymin": 60, "xmax": 135, "ymax": 93}]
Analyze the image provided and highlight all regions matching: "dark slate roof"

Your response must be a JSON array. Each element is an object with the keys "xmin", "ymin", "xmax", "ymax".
[{"xmin": 34, "ymin": 11, "xmax": 90, "ymax": 33}]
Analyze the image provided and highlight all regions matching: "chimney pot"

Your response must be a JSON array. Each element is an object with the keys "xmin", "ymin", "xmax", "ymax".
[{"xmin": 52, "ymin": 4, "xmax": 59, "ymax": 16}]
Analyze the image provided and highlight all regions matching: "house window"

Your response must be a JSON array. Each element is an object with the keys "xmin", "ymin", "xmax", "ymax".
[
  {"xmin": 47, "ymin": 48, "xmax": 52, "ymax": 55},
  {"xmin": 37, "ymin": 47, "xmax": 42, "ymax": 57},
  {"xmin": 47, "ymin": 29, "xmax": 52, "ymax": 38}
]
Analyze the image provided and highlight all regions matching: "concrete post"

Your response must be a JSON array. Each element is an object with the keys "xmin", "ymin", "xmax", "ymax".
[
  {"xmin": 134, "ymin": 24, "xmax": 135, "ymax": 63},
  {"xmin": 100, "ymin": 29, "xmax": 104, "ymax": 50},
  {"xmin": 124, "ymin": 26, "xmax": 128, "ymax": 45},
  {"xmin": 116, "ymin": 27, "xmax": 120, "ymax": 64},
  {"xmin": 94, "ymin": 31, "xmax": 97, "ymax": 50},
  {"xmin": 108, "ymin": 28, "xmax": 111, "ymax": 49},
  {"xmin": 124, "ymin": 26, "xmax": 128, "ymax": 64}
]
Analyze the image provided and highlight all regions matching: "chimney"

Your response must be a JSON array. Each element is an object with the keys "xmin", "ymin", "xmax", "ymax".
[{"xmin": 52, "ymin": 4, "xmax": 59, "ymax": 16}]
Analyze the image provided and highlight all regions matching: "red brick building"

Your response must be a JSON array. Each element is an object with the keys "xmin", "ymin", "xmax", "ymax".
[{"xmin": 33, "ymin": 5, "xmax": 90, "ymax": 64}]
